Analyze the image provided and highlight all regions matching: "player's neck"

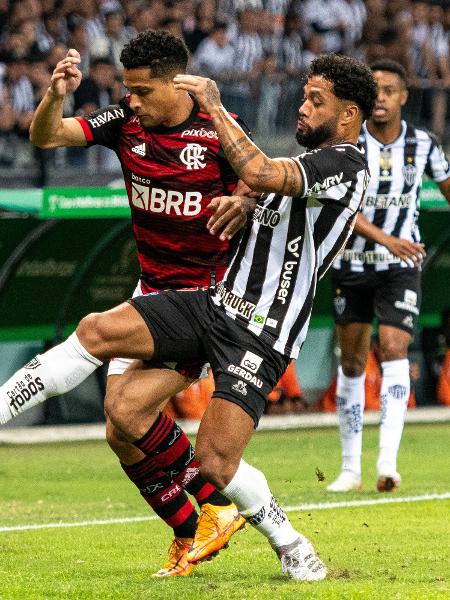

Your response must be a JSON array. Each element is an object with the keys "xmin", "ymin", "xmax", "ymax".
[
  {"xmin": 366, "ymin": 119, "xmax": 402, "ymax": 146},
  {"xmin": 161, "ymin": 94, "xmax": 194, "ymax": 128}
]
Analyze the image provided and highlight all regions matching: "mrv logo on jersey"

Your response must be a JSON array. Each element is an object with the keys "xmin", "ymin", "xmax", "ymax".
[
  {"xmin": 131, "ymin": 174, "xmax": 202, "ymax": 216},
  {"xmin": 308, "ymin": 172, "xmax": 343, "ymax": 194}
]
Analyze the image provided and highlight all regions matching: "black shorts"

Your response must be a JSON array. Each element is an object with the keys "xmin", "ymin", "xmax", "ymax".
[
  {"xmin": 332, "ymin": 267, "xmax": 421, "ymax": 333},
  {"xmin": 130, "ymin": 289, "xmax": 290, "ymax": 426}
]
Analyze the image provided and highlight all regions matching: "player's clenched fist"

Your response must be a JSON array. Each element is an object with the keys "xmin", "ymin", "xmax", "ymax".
[
  {"xmin": 173, "ymin": 74, "xmax": 222, "ymax": 115},
  {"xmin": 50, "ymin": 48, "xmax": 82, "ymax": 98}
]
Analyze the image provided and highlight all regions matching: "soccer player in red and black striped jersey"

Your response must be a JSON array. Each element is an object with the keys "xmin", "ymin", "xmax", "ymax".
[{"xmin": 27, "ymin": 30, "xmax": 253, "ymax": 576}]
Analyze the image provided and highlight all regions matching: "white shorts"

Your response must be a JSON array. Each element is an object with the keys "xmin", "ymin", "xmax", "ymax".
[{"xmin": 107, "ymin": 282, "xmax": 143, "ymax": 377}]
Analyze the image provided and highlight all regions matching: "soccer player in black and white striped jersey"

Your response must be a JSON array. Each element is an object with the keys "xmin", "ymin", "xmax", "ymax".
[
  {"xmin": 327, "ymin": 60, "xmax": 450, "ymax": 494},
  {"xmin": 0, "ymin": 55, "xmax": 377, "ymax": 580}
]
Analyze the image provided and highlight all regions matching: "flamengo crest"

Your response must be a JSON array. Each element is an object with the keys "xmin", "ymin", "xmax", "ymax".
[{"xmin": 180, "ymin": 143, "xmax": 207, "ymax": 170}]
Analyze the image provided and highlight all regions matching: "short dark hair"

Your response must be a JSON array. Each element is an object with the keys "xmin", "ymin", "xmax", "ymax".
[
  {"xmin": 370, "ymin": 59, "xmax": 408, "ymax": 88},
  {"xmin": 120, "ymin": 29, "xmax": 189, "ymax": 77},
  {"xmin": 307, "ymin": 54, "xmax": 377, "ymax": 120}
]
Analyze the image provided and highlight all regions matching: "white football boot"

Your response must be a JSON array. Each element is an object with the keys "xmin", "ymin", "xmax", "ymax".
[
  {"xmin": 326, "ymin": 470, "xmax": 362, "ymax": 492},
  {"xmin": 276, "ymin": 534, "xmax": 327, "ymax": 581}
]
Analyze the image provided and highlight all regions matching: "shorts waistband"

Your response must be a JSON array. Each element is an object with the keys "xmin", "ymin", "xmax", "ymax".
[{"xmin": 341, "ymin": 250, "xmax": 401, "ymax": 264}]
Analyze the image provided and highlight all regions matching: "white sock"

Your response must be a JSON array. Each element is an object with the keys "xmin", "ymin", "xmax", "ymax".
[
  {"xmin": 378, "ymin": 359, "xmax": 410, "ymax": 474},
  {"xmin": 336, "ymin": 366, "xmax": 365, "ymax": 476},
  {"xmin": 222, "ymin": 459, "xmax": 299, "ymax": 549},
  {"xmin": 0, "ymin": 333, "xmax": 103, "ymax": 424}
]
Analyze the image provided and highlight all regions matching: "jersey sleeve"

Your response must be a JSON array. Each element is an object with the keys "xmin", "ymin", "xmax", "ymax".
[
  {"xmin": 218, "ymin": 115, "xmax": 252, "ymax": 192},
  {"xmin": 75, "ymin": 99, "xmax": 131, "ymax": 150},
  {"xmin": 424, "ymin": 134, "xmax": 450, "ymax": 183},
  {"xmin": 292, "ymin": 146, "xmax": 365, "ymax": 205}
]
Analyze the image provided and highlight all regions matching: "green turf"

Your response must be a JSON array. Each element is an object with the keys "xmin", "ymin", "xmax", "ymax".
[{"xmin": 0, "ymin": 423, "xmax": 449, "ymax": 599}]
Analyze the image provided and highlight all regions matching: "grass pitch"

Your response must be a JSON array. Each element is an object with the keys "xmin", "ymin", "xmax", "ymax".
[{"xmin": 0, "ymin": 423, "xmax": 449, "ymax": 599}]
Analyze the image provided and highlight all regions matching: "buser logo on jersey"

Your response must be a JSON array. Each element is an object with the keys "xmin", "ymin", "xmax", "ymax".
[
  {"xmin": 276, "ymin": 235, "xmax": 302, "ymax": 304},
  {"xmin": 131, "ymin": 174, "xmax": 202, "ymax": 216}
]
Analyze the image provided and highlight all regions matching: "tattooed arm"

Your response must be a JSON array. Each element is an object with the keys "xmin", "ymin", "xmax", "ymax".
[{"xmin": 173, "ymin": 74, "xmax": 304, "ymax": 196}]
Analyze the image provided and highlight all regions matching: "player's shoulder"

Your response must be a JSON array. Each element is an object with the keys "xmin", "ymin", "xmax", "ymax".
[
  {"xmin": 84, "ymin": 97, "xmax": 134, "ymax": 129},
  {"xmin": 179, "ymin": 110, "xmax": 222, "ymax": 142},
  {"xmin": 404, "ymin": 122, "xmax": 441, "ymax": 146},
  {"xmin": 181, "ymin": 108, "xmax": 250, "ymax": 141},
  {"xmin": 297, "ymin": 143, "xmax": 366, "ymax": 170}
]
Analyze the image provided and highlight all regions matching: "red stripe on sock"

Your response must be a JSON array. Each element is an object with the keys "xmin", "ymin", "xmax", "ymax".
[
  {"xmin": 165, "ymin": 502, "xmax": 197, "ymax": 529},
  {"xmin": 151, "ymin": 434, "xmax": 191, "ymax": 469},
  {"xmin": 145, "ymin": 414, "xmax": 171, "ymax": 444},
  {"xmin": 122, "ymin": 456, "xmax": 157, "ymax": 479},
  {"xmin": 138, "ymin": 418, "xmax": 173, "ymax": 454},
  {"xmin": 193, "ymin": 481, "xmax": 217, "ymax": 502}
]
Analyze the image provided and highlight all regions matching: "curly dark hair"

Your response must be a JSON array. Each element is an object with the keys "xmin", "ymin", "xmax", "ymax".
[
  {"xmin": 120, "ymin": 29, "xmax": 189, "ymax": 77},
  {"xmin": 307, "ymin": 54, "xmax": 377, "ymax": 120}
]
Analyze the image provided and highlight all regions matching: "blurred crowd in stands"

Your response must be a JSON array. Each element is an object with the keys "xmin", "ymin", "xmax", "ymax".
[{"xmin": 1, "ymin": 0, "xmax": 450, "ymax": 171}]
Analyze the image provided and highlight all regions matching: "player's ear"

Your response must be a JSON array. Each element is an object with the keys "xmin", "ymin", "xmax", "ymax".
[
  {"xmin": 400, "ymin": 89, "xmax": 408, "ymax": 107},
  {"xmin": 342, "ymin": 103, "xmax": 358, "ymax": 125}
]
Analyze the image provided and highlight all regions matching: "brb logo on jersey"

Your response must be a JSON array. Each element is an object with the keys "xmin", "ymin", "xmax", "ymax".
[
  {"xmin": 180, "ymin": 143, "xmax": 207, "ymax": 170},
  {"xmin": 131, "ymin": 173, "xmax": 202, "ymax": 216}
]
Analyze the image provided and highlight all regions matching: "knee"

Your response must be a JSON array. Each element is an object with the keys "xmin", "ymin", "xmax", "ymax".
[
  {"xmin": 104, "ymin": 383, "xmax": 134, "ymax": 439},
  {"xmin": 105, "ymin": 416, "xmax": 127, "ymax": 451},
  {"xmin": 341, "ymin": 356, "xmax": 366, "ymax": 378},
  {"xmin": 196, "ymin": 443, "xmax": 238, "ymax": 490},
  {"xmin": 105, "ymin": 416, "xmax": 145, "ymax": 462},
  {"xmin": 76, "ymin": 312, "xmax": 113, "ymax": 358},
  {"xmin": 378, "ymin": 341, "xmax": 407, "ymax": 363}
]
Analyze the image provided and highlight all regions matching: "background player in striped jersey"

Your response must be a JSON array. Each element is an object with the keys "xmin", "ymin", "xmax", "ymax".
[
  {"xmin": 26, "ymin": 30, "xmax": 256, "ymax": 576},
  {"xmin": 0, "ymin": 54, "xmax": 377, "ymax": 580},
  {"xmin": 327, "ymin": 60, "xmax": 450, "ymax": 494}
]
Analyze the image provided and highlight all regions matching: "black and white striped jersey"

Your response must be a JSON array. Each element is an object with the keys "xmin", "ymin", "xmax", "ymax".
[
  {"xmin": 334, "ymin": 121, "xmax": 450, "ymax": 274},
  {"xmin": 212, "ymin": 144, "xmax": 369, "ymax": 358}
]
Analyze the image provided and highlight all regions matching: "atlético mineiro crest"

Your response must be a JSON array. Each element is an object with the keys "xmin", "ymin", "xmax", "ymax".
[
  {"xmin": 180, "ymin": 143, "xmax": 207, "ymax": 170},
  {"xmin": 402, "ymin": 164, "xmax": 416, "ymax": 186},
  {"xmin": 24, "ymin": 357, "xmax": 41, "ymax": 369},
  {"xmin": 334, "ymin": 295, "xmax": 346, "ymax": 315},
  {"xmin": 388, "ymin": 385, "xmax": 407, "ymax": 399}
]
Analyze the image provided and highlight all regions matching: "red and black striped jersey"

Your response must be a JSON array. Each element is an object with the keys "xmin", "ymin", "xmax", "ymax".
[{"xmin": 76, "ymin": 97, "xmax": 246, "ymax": 292}]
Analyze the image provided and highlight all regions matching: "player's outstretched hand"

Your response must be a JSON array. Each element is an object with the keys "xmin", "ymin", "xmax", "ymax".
[
  {"xmin": 50, "ymin": 49, "xmax": 82, "ymax": 98},
  {"xmin": 384, "ymin": 236, "xmax": 426, "ymax": 267},
  {"xmin": 207, "ymin": 195, "xmax": 257, "ymax": 240},
  {"xmin": 173, "ymin": 74, "xmax": 222, "ymax": 115}
]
